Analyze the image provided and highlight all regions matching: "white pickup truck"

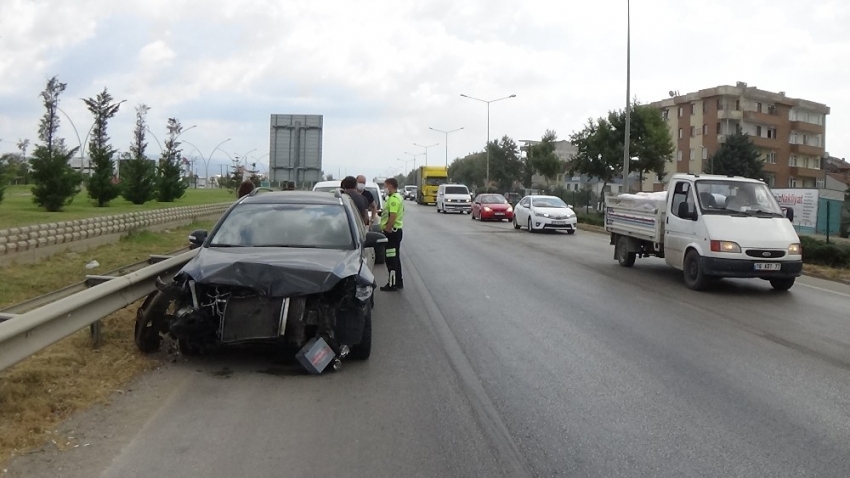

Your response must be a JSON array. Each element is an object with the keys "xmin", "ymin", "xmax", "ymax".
[{"xmin": 605, "ymin": 174, "xmax": 802, "ymax": 291}]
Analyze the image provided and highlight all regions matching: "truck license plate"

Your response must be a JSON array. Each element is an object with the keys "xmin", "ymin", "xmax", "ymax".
[{"xmin": 754, "ymin": 263, "xmax": 782, "ymax": 271}]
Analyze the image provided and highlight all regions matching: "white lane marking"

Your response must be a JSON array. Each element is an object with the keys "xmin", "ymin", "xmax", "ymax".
[{"xmin": 796, "ymin": 281, "xmax": 850, "ymax": 299}]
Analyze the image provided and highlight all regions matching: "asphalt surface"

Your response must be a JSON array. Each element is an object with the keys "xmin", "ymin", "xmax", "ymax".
[{"xmin": 7, "ymin": 202, "xmax": 850, "ymax": 477}]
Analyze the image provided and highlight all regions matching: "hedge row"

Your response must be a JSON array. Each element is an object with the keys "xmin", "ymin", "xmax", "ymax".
[{"xmin": 800, "ymin": 236, "xmax": 850, "ymax": 269}]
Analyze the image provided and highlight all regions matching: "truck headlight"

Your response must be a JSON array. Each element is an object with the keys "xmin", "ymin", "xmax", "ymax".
[
  {"xmin": 710, "ymin": 240, "xmax": 741, "ymax": 253},
  {"xmin": 788, "ymin": 243, "xmax": 801, "ymax": 255}
]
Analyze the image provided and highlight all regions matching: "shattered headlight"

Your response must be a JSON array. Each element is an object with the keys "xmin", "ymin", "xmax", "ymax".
[{"xmin": 355, "ymin": 284, "xmax": 373, "ymax": 302}]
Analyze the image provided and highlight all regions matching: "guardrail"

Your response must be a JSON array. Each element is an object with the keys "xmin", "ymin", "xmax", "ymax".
[{"xmin": 0, "ymin": 248, "xmax": 198, "ymax": 372}]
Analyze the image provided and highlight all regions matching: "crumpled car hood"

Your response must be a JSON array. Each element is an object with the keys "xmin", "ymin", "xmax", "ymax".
[{"xmin": 179, "ymin": 247, "xmax": 375, "ymax": 297}]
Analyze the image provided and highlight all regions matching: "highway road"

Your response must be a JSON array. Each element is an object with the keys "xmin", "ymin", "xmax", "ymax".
[{"xmin": 6, "ymin": 202, "xmax": 850, "ymax": 477}]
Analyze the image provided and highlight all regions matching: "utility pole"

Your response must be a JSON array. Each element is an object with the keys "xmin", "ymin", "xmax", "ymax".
[{"xmin": 622, "ymin": 0, "xmax": 632, "ymax": 194}]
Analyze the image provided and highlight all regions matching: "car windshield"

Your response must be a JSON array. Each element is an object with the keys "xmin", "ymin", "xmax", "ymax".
[
  {"xmin": 695, "ymin": 180, "xmax": 783, "ymax": 216},
  {"xmin": 405, "ymin": 186, "xmax": 417, "ymax": 191},
  {"xmin": 209, "ymin": 203, "xmax": 354, "ymax": 249},
  {"xmin": 532, "ymin": 197, "xmax": 568, "ymax": 208},
  {"xmin": 445, "ymin": 186, "xmax": 468, "ymax": 195},
  {"xmin": 479, "ymin": 194, "xmax": 508, "ymax": 204},
  {"xmin": 426, "ymin": 177, "xmax": 447, "ymax": 186}
]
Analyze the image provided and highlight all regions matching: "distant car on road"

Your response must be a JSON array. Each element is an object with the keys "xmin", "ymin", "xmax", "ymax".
[
  {"xmin": 513, "ymin": 195, "xmax": 577, "ymax": 234},
  {"xmin": 436, "ymin": 184, "xmax": 472, "ymax": 214},
  {"xmin": 403, "ymin": 185, "xmax": 417, "ymax": 201},
  {"xmin": 471, "ymin": 193, "xmax": 514, "ymax": 221}
]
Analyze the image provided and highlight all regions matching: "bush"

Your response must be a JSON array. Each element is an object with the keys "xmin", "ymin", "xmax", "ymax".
[
  {"xmin": 800, "ymin": 236, "xmax": 850, "ymax": 268},
  {"xmin": 577, "ymin": 212, "xmax": 604, "ymax": 227}
]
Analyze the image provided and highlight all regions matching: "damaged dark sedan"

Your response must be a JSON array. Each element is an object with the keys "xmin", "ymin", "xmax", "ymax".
[{"xmin": 134, "ymin": 189, "xmax": 387, "ymax": 373}]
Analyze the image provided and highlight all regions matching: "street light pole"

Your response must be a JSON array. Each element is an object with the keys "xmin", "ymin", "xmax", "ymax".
[
  {"xmin": 622, "ymin": 0, "xmax": 632, "ymax": 194},
  {"xmin": 460, "ymin": 93, "xmax": 516, "ymax": 189},
  {"xmin": 404, "ymin": 151, "xmax": 423, "ymax": 171},
  {"xmin": 413, "ymin": 143, "xmax": 439, "ymax": 167},
  {"xmin": 429, "ymin": 127, "xmax": 464, "ymax": 168},
  {"xmin": 182, "ymin": 138, "xmax": 231, "ymax": 188}
]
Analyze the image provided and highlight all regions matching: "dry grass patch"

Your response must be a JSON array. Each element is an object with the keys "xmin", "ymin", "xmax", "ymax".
[
  {"xmin": 0, "ymin": 307, "xmax": 158, "ymax": 466},
  {"xmin": 803, "ymin": 264, "xmax": 850, "ymax": 283},
  {"xmin": 0, "ymin": 220, "xmax": 215, "ymax": 466}
]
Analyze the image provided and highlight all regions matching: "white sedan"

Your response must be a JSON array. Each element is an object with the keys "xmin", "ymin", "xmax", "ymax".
[{"xmin": 512, "ymin": 195, "xmax": 577, "ymax": 234}]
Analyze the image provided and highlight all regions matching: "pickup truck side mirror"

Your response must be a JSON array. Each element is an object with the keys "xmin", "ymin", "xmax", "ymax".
[
  {"xmin": 784, "ymin": 207, "xmax": 794, "ymax": 222},
  {"xmin": 677, "ymin": 202, "xmax": 697, "ymax": 221}
]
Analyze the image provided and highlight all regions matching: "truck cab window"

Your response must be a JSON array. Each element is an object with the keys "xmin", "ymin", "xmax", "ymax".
[{"xmin": 671, "ymin": 182, "xmax": 695, "ymax": 219}]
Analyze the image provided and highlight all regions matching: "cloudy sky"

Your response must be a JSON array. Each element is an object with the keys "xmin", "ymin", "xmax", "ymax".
[{"xmin": 1, "ymin": 0, "xmax": 848, "ymax": 182}]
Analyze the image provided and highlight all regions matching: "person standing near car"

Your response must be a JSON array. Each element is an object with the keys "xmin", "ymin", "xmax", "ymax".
[
  {"xmin": 341, "ymin": 176, "xmax": 370, "ymax": 225},
  {"xmin": 380, "ymin": 177, "xmax": 405, "ymax": 291},
  {"xmin": 356, "ymin": 175, "xmax": 378, "ymax": 225}
]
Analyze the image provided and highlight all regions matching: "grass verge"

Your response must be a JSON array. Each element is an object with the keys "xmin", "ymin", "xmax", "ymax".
[
  {"xmin": 0, "ymin": 220, "xmax": 214, "ymax": 466},
  {"xmin": 0, "ymin": 184, "xmax": 233, "ymax": 230}
]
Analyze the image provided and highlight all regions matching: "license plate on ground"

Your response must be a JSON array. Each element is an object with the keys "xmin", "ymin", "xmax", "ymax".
[
  {"xmin": 754, "ymin": 262, "xmax": 782, "ymax": 271},
  {"xmin": 552, "ymin": 221, "xmax": 566, "ymax": 225}
]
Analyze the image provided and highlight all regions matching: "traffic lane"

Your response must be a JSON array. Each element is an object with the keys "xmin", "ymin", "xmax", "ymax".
[
  {"xmin": 92, "ymin": 266, "xmax": 504, "ymax": 478},
  {"xmin": 462, "ymin": 210, "xmax": 850, "ymax": 369},
  {"xmin": 404, "ymin": 205, "xmax": 850, "ymax": 477}
]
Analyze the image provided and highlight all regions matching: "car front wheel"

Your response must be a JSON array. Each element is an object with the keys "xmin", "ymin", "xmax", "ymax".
[
  {"xmin": 513, "ymin": 216, "xmax": 520, "ymax": 229},
  {"xmin": 527, "ymin": 217, "xmax": 534, "ymax": 233},
  {"xmin": 349, "ymin": 301, "xmax": 372, "ymax": 360}
]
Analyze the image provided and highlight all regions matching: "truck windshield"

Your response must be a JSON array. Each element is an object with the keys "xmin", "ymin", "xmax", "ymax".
[
  {"xmin": 425, "ymin": 177, "xmax": 447, "ymax": 186},
  {"xmin": 695, "ymin": 180, "xmax": 783, "ymax": 216}
]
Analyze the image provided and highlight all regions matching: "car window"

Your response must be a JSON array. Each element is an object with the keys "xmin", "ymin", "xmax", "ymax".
[
  {"xmin": 445, "ymin": 186, "xmax": 468, "ymax": 195},
  {"xmin": 519, "ymin": 198, "xmax": 529, "ymax": 207},
  {"xmin": 531, "ymin": 197, "xmax": 567, "ymax": 208},
  {"xmin": 480, "ymin": 194, "xmax": 507, "ymax": 204},
  {"xmin": 209, "ymin": 203, "xmax": 355, "ymax": 249},
  {"xmin": 314, "ymin": 186, "xmax": 341, "ymax": 193}
]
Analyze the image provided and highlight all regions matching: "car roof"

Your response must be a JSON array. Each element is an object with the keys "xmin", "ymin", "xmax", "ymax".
[
  {"xmin": 313, "ymin": 180, "xmax": 382, "ymax": 188},
  {"xmin": 239, "ymin": 191, "xmax": 344, "ymax": 205}
]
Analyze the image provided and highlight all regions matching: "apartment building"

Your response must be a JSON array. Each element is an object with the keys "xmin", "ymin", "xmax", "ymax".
[{"xmin": 646, "ymin": 82, "xmax": 830, "ymax": 190}]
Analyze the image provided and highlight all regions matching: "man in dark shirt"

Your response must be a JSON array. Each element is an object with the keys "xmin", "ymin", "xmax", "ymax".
[
  {"xmin": 341, "ymin": 176, "xmax": 369, "ymax": 224},
  {"xmin": 356, "ymin": 175, "xmax": 378, "ymax": 225}
]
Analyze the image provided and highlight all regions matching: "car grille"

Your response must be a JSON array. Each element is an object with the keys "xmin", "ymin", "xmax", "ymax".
[
  {"xmin": 220, "ymin": 296, "xmax": 286, "ymax": 343},
  {"xmin": 745, "ymin": 249, "xmax": 786, "ymax": 259}
]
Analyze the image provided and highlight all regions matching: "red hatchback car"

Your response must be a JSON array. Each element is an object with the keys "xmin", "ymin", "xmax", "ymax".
[{"xmin": 471, "ymin": 193, "xmax": 514, "ymax": 221}]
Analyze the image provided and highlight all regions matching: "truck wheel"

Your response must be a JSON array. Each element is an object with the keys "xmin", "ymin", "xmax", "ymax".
[
  {"xmin": 349, "ymin": 301, "xmax": 372, "ymax": 360},
  {"xmin": 769, "ymin": 277, "xmax": 795, "ymax": 291},
  {"xmin": 683, "ymin": 250, "xmax": 709, "ymax": 291},
  {"xmin": 616, "ymin": 236, "xmax": 636, "ymax": 267}
]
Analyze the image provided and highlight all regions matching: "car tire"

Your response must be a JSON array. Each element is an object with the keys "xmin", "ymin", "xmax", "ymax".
[
  {"xmin": 349, "ymin": 300, "xmax": 372, "ymax": 360},
  {"xmin": 769, "ymin": 277, "xmax": 795, "ymax": 291},
  {"xmin": 527, "ymin": 217, "xmax": 534, "ymax": 233},
  {"xmin": 683, "ymin": 250, "xmax": 709, "ymax": 291},
  {"xmin": 134, "ymin": 291, "xmax": 167, "ymax": 353},
  {"xmin": 616, "ymin": 236, "xmax": 636, "ymax": 267},
  {"xmin": 513, "ymin": 216, "xmax": 520, "ymax": 229},
  {"xmin": 567, "ymin": 229, "xmax": 576, "ymax": 235}
]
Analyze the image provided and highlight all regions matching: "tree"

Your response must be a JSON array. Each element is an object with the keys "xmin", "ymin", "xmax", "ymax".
[
  {"xmin": 529, "ymin": 130, "xmax": 562, "ymax": 186},
  {"xmin": 569, "ymin": 117, "xmax": 622, "ymax": 195},
  {"xmin": 122, "ymin": 104, "xmax": 157, "ymax": 204},
  {"xmin": 608, "ymin": 103, "xmax": 675, "ymax": 187},
  {"xmin": 0, "ymin": 153, "xmax": 9, "ymax": 204},
  {"xmin": 16, "ymin": 139, "xmax": 30, "ymax": 184},
  {"xmin": 84, "ymin": 88, "xmax": 123, "ymax": 206},
  {"xmin": 448, "ymin": 151, "xmax": 486, "ymax": 188},
  {"xmin": 29, "ymin": 76, "xmax": 83, "ymax": 211},
  {"xmin": 487, "ymin": 136, "xmax": 522, "ymax": 192},
  {"xmin": 156, "ymin": 118, "xmax": 188, "ymax": 202},
  {"xmin": 704, "ymin": 131, "xmax": 764, "ymax": 179}
]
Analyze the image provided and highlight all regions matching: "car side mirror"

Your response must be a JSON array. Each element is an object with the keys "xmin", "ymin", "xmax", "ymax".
[
  {"xmin": 364, "ymin": 231, "xmax": 388, "ymax": 249},
  {"xmin": 784, "ymin": 207, "xmax": 794, "ymax": 222},
  {"xmin": 188, "ymin": 229, "xmax": 208, "ymax": 249},
  {"xmin": 677, "ymin": 202, "xmax": 697, "ymax": 221}
]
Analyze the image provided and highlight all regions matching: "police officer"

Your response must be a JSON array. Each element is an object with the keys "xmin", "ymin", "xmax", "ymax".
[{"xmin": 380, "ymin": 177, "xmax": 404, "ymax": 291}]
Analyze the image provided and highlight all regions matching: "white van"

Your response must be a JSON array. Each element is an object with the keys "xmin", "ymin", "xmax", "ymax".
[{"xmin": 436, "ymin": 184, "xmax": 472, "ymax": 214}]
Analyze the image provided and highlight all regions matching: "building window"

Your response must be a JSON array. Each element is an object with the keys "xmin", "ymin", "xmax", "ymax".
[
  {"xmin": 789, "ymin": 178, "xmax": 797, "ymax": 188},
  {"xmin": 735, "ymin": 99, "xmax": 740, "ymax": 110},
  {"xmin": 766, "ymin": 152, "xmax": 776, "ymax": 164},
  {"xmin": 790, "ymin": 155, "xmax": 798, "ymax": 167},
  {"xmin": 756, "ymin": 102, "xmax": 762, "ymax": 113},
  {"xmin": 764, "ymin": 173, "xmax": 776, "ymax": 187},
  {"xmin": 678, "ymin": 128, "xmax": 683, "ymax": 139},
  {"xmin": 702, "ymin": 124, "xmax": 708, "ymax": 135},
  {"xmin": 702, "ymin": 102, "xmax": 708, "ymax": 113},
  {"xmin": 702, "ymin": 148, "xmax": 708, "ymax": 160},
  {"xmin": 689, "ymin": 148, "xmax": 695, "ymax": 161},
  {"xmin": 756, "ymin": 126, "xmax": 762, "ymax": 137},
  {"xmin": 690, "ymin": 126, "xmax": 696, "ymax": 137},
  {"xmin": 767, "ymin": 128, "xmax": 776, "ymax": 139},
  {"xmin": 676, "ymin": 150, "xmax": 682, "ymax": 161},
  {"xmin": 717, "ymin": 98, "xmax": 723, "ymax": 110},
  {"xmin": 678, "ymin": 106, "xmax": 683, "ymax": 117},
  {"xmin": 716, "ymin": 122, "xmax": 722, "ymax": 134},
  {"xmin": 691, "ymin": 104, "xmax": 695, "ymax": 115},
  {"xmin": 662, "ymin": 109, "xmax": 669, "ymax": 120},
  {"xmin": 802, "ymin": 134, "xmax": 808, "ymax": 145},
  {"xmin": 817, "ymin": 178, "xmax": 825, "ymax": 188},
  {"xmin": 790, "ymin": 132, "xmax": 797, "ymax": 144}
]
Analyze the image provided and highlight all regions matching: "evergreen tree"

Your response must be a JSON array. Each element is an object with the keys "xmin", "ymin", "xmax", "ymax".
[
  {"xmin": 122, "ymin": 104, "xmax": 157, "ymax": 204},
  {"xmin": 84, "ymin": 88, "xmax": 123, "ymax": 206},
  {"xmin": 704, "ymin": 131, "xmax": 765, "ymax": 179},
  {"xmin": 30, "ymin": 76, "xmax": 83, "ymax": 212},
  {"xmin": 156, "ymin": 118, "xmax": 188, "ymax": 202}
]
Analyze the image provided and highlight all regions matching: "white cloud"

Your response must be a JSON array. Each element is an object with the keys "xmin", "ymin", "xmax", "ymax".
[{"xmin": 1, "ymin": 0, "xmax": 849, "ymax": 181}]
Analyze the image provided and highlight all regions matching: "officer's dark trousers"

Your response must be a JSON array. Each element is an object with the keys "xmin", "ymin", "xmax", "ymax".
[{"xmin": 384, "ymin": 229, "xmax": 403, "ymax": 287}]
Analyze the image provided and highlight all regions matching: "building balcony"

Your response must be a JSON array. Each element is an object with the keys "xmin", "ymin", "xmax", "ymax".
[
  {"xmin": 790, "ymin": 120, "xmax": 824, "ymax": 134},
  {"xmin": 743, "ymin": 110, "xmax": 783, "ymax": 126},
  {"xmin": 790, "ymin": 143, "xmax": 824, "ymax": 156},
  {"xmin": 750, "ymin": 135, "xmax": 780, "ymax": 149},
  {"xmin": 788, "ymin": 167, "xmax": 823, "ymax": 179},
  {"xmin": 717, "ymin": 109, "xmax": 743, "ymax": 120}
]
